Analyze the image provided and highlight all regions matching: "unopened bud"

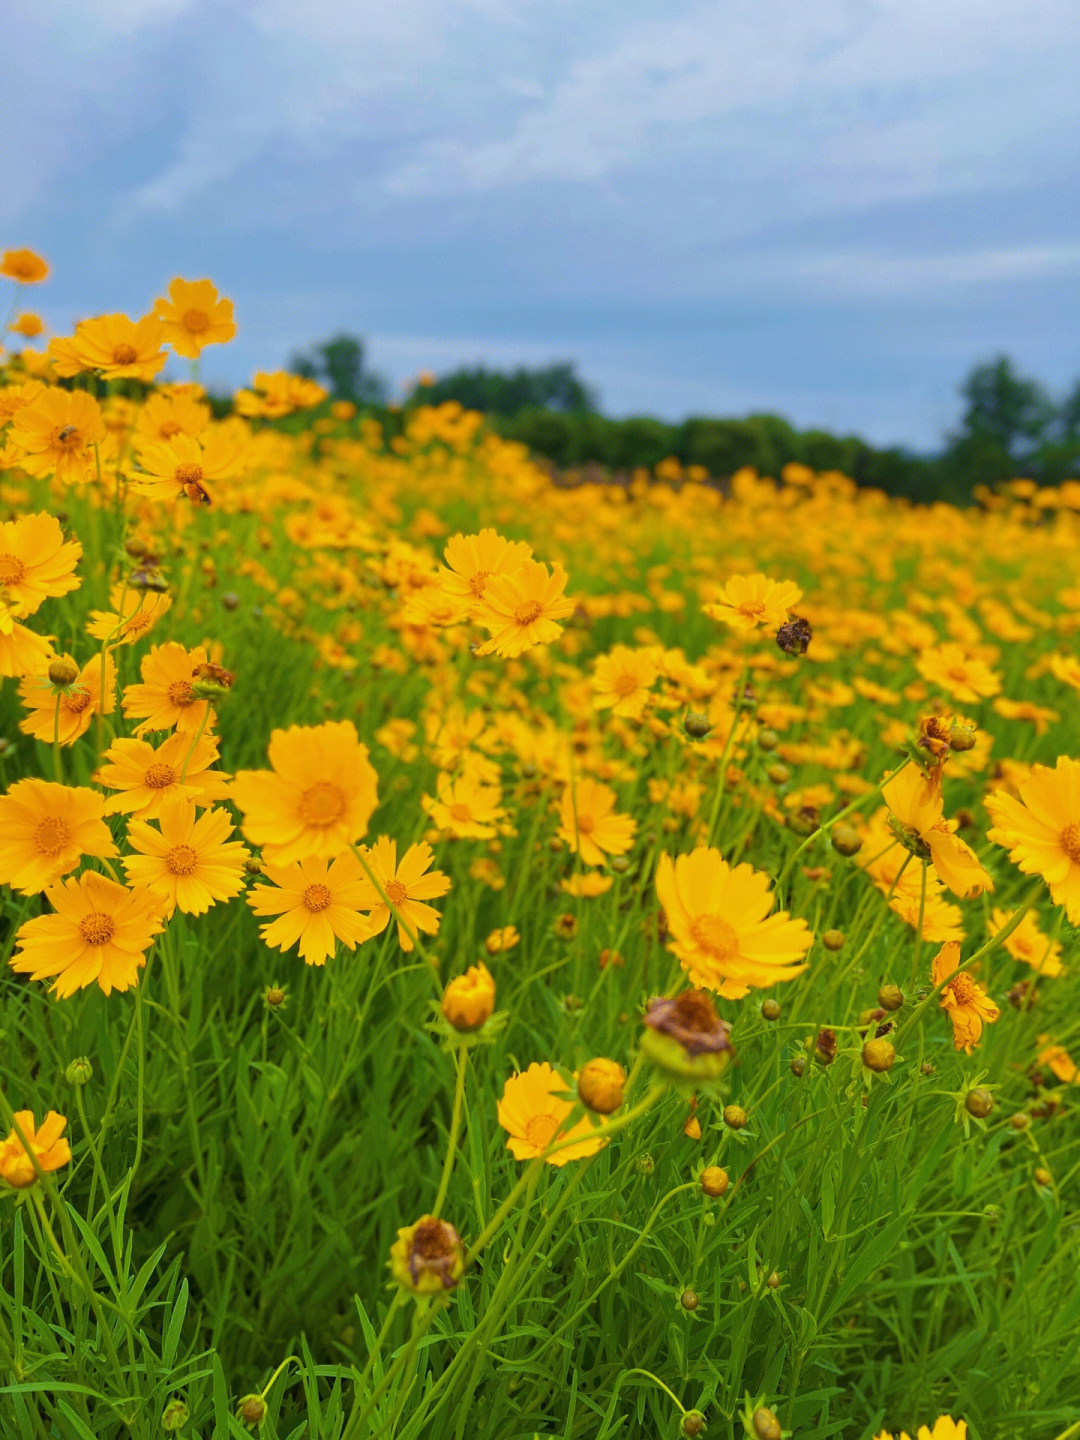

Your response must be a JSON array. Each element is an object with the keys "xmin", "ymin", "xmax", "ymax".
[
  {"xmin": 877, "ymin": 984, "xmax": 903, "ymax": 1011},
  {"xmin": 610, "ymin": 854, "xmax": 630, "ymax": 874},
  {"xmin": 65, "ymin": 1056, "xmax": 93, "ymax": 1086},
  {"xmin": 965, "ymin": 1088, "xmax": 994, "ymax": 1119},
  {"xmin": 237, "ymin": 1394, "xmax": 267, "ymax": 1427},
  {"xmin": 700, "ymin": 1165, "xmax": 729, "ymax": 1197},
  {"xmin": 1034, "ymin": 1167, "xmax": 1052, "ymax": 1187},
  {"xmin": 1009, "ymin": 1112, "xmax": 1030, "ymax": 1131},
  {"xmin": 822, "ymin": 929, "xmax": 845, "ymax": 951},
  {"xmin": 48, "ymin": 657, "xmax": 79, "ymax": 687},
  {"xmin": 264, "ymin": 985, "xmax": 287, "ymax": 1010},
  {"xmin": 766, "ymin": 1271, "xmax": 781, "ymax": 1290},
  {"xmin": 680, "ymin": 1289, "xmax": 699, "ymax": 1312},
  {"xmin": 752, "ymin": 1407, "xmax": 782, "ymax": 1440},
  {"xmin": 831, "ymin": 823, "xmax": 862, "ymax": 856},
  {"xmin": 766, "ymin": 763, "xmax": 791, "ymax": 786},
  {"xmin": 861, "ymin": 1038, "xmax": 895, "ymax": 1073},
  {"xmin": 682, "ymin": 1411, "xmax": 705, "ymax": 1437},
  {"xmin": 684, "ymin": 711, "xmax": 711, "ymax": 739},
  {"xmin": 757, "ymin": 728, "xmax": 779, "ymax": 752},
  {"xmin": 636, "ymin": 1152, "xmax": 655, "ymax": 1176},
  {"xmin": 949, "ymin": 723, "xmax": 977, "ymax": 752},
  {"xmin": 722, "ymin": 1104, "xmax": 748, "ymax": 1130},
  {"xmin": 577, "ymin": 1057, "xmax": 625, "ymax": 1114},
  {"xmin": 760, "ymin": 999, "xmax": 781, "ymax": 1021},
  {"xmin": 441, "ymin": 962, "xmax": 495, "ymax": 1033},
  {"xmin": 162, "ymin": 1398, "xmax": 189, "ymax": 1431},
  {"xmin": 790, "ymin": 1054, "xmax": 807, "ymax": 1078}
]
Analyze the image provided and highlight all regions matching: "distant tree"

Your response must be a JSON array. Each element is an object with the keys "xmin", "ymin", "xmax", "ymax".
[
  {"xmin": 288, "ymin": 333, "xmax": 390, "ymax": 405},
  {"xmin": 1059, "ymin": 379, "xmax": 1080, "ymax": 443},
  {"xmin": 954, "ymin": 355, "xmax": 1054, "ymax": 456},
  {"xmin": 411, "ymin": 363, "xmax": 597, "ymax": 416}
]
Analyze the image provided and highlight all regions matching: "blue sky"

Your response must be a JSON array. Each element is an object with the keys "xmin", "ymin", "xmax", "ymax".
[{"xmin": 8, "ymin": 0, "xmax": 1080, "ymax": 447}]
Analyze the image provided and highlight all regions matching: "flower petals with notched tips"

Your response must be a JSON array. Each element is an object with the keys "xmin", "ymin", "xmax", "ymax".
[
  {"xmin": 474, "ymin": 559, "xmax": 574, "ymax": 658},
  {"xmin": 0, "ymin": 512, "xmax": 82, "ymax": 617},
  {"xmin": 352, "ymin": 837, "xmax": 450, "ymax": 952},
  {"xmin": 0, "ymin": 779, "xmax": 117, "ymax": 894},
  {"xmin": 246, "ymin": 852, "xmax": 374, "ymax": 965},
  {"xmin": 497, "ymin": 1062, "xmax": 605, "ymax": 1166},
  {"xmin": 124, "ymin": 795, "xmax": 249, "ymax": 917},
  {"xmin": 986, "ymin": 755, "xmax": 1080, "ymax": 922},
  {"xmin": 0, "ymin": 1111, "xmax": 71, "ymax": 1190}
]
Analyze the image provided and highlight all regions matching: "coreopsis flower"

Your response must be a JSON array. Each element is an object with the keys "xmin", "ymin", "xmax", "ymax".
[
  {"xmin": 881, "ymin": 765, "xmax": 993, "ymax": 898},
  {"xmin": 1036, "ymin": 1035, "xmax": 1077, "ymax": 1083},
  {"xmin": 439, "ymin": 528, "xmax": 532, "ymax": 610},
  {"xmin": 50, "ymin": 313, "xmax": 166, "ymax": 382},
  {"xmin": 497, "ymin": 1062, "xmax": 605, "ymax": 1166},
  {"xmin": 1, "ymin": 249, "xmax": 49, "ymax": 283},
  {"xmin": 0, "ymin": 1112, "xmax": 70, "ymax": 1190},
  {"xmin": 441, "ymin": 962, "xmax": 496, "ymax": 1031},
  {"xmin": 86, "ymin": 584, "xmax": 172, "ymax": 645},
  {"xmin": 474, "ymin": 559, "xmax": 574, "ymax": 658},
  {"xmin": 916, "ymin": 644, "xmax": 1000, "ymax": 703},
  {"xmin": 134, "ymin": 387, "xmax": 211, "ymax": 445},
  {"xmin": 592, "ymin": 644, "xmax": 659, "ymax": 719},
  {"xmin": 0, "ymin": 779, "xmax": 117, "ymax": 894},
  {"xmin": 154, "ymin": 278, "xmax": 237, "ymax": 358},
  {"xmin": 560, "ymin": 872, "xmax": 614, "ymax": 897},
  {"xmin": 96, "ymin": 732, "xmax": 230, "ymax": 818},
  {"xmin": 124, "ymin": 797, "xmax": 248, "ymax": 917},
  {"xmin": 987, "ymin": 908, "xmax": 1063, "ymax": 976},
  {"xmin": 230, "ymin": 720, "xmax": 379, "ymax": 865},
  {"xmin": 703, "ymin": 573, "xmax": 802, "ymax": 631},
  {"xmin": 9, "ymin": 312, "xmax": 44, "ymax": 338},
  {"xmin": 131, "ymin": 429, "xmax": 249, "ymax": 505},
  {"xmin": 485, "ymin": 925, "xmax": 519, "ymax": 954},
  {"xmin": 992, "ymin": 697, "xmax": 1059, "ymax": 734},
  {"xmin": 234, "ymin": 371, "xmax": 326, "ymax": 418},
  {"xmin": 1049, "ymin": 652, "xmax": 1080, "ymax": 691},
  {"xmin": 247, "ymin": 853, "xmax": 373, "ymax": 965},
  {"xmin": 389, "ymin": 1216, "xmax": 464, "ymax": 1294},
  {"xmin": 353, "ymin": 837, "xmax": 450, "ymax": 952},
  {"xmin": 11, "ymin": 871, "xmax": 165, "ymax": 997},
  {"xmin": 557, "ymin": 778, "xmax": 636, "ymax": 867},
  {"xmin": 875, "ymin": 1419, "xmax": 967, "ymax": 1440},
  {"xmin": 0, "ymin": 512, "xmax": 82, "ymax": 616},
  {"xmin": 0, "ymin": 605, "xmax": 54, "ymax": 679},
  {"xmin": 932, "ymin": 942, "xmax": 999, "ymax": 1055},
  {"xmin": 19, "ymin": 653, "xmax": 116, "ymax": 746},
  {"xmin": 8, "ymin": 387, "xmax": 106, "ymax": 484},
  {"xmin": 422, "ymin": 766, "xmax": 506, "ymax": 839},
  {"xmin": 986, "ymin": 756, "xmax": 1080, "ymax": 921},
  {"xmin": 656, "ymin": 847, "xmax": 812, "ymax": 998},
  {"xmin": 122, "ymin": 642, "xmax": 218, "ymax": 736}
]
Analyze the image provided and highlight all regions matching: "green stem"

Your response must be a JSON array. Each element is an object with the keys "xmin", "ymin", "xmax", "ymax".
[{"xmin": 433, "ymin": 1046, "xmax": 468, "ymax": 1217}]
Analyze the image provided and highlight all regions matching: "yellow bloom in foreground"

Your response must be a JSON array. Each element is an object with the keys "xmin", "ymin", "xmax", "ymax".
[
  {"xmin": 986, "ymin": 756, "xmax": 1080, "ymax": 922},
  {"xmin": 154, "ymin": 277, "xmax": 237, "ymax": 359},
  {"xmin": 86, "ymin": 584, "xmax": 172, "ymax": 645},
  {"xmin": 475, "ymin": 559, "xmax": 574, "ymax": 658},
  {"xmin": 0, "ymin": 779, "xmax": 117, "ymax": 894},
  {"xmin": 50, "ymin": 313, "xmax": 166, "ymax": 382},
  {"xmin": 656, "ymin": 847, "xmax": 812, "ymax": 998},
  {"xmin": 96, "ymin": 732, "xmax": 229, "ymax": 819},
  {"xmin": 19, "ymin": 653, "xmax": 116, "ymax": 747},
  {"xmin": 497, "ymin": 1062, "xmax": 605, "ymax": 1166},
  {"xmin": 11, "ymin": 871, "xmax": 165, "ymax": 997},
  {"xmin": 439, "ymin": 528, "xmax": 532, "ymax": 608},
  {"xmin": 0, "ymin": 1112, "xmax": 70, "ymax": 1190},
  {"xmin": 558, "ymin": 778, "xmax": 636, "ymax": 868},
  {"xmin": 124, "ymin": 797, "xmax": 248, "ymax": 917},
  {"xmin": 932, "ymin": 942, "xmax": 999, "ymax": 1055},
  {"xmin": 353, "ymin": 837, "xmax": 451, "ymax": 952},
  {"xmin": 592, "ymin": 644, "xmax": 658, "ymax": 719},
  {"xmin": 247, "ymin": 853, "xmax": 373, "ymax": 965},
  {"xmin": 230, "ymin": 720, "xmax": 379, "ymax": 865},
  {"xmin": 1, "ymin": 249, "xmax": 49, "ymax": 283},
  {"xmin": 0, "ymin": 512, "xmax": 82, "ymax": 617},
  {"xmin": 122, "ymin": 641, "xmax": 217, "ymax": 736},
  {"xmin": 916, "ymin": 643, "xmax": 1000, "ymax": 703},
  {"xmin": 987, "ymin": 908, "xmax": 1063, "ymax": 976},
  {"xmin": 8, "ymin": 387, "xmax": 106, "ymax": 485},
  {"xmin": 132, "ymin": 429, "xmax": 249, "ymax": 506},
  {"xmin": 422, "ymin": 767, "xmax": 506, "ymax": 839},
  {"xmin": 703, "ymin": 573, "xmax": 802, "ymax": 631},
  {"xmin": 881, "ymin": 764, "xmax": 993, "ymax": 898}
]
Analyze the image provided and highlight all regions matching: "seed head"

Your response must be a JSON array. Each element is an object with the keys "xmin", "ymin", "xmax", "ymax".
[
  {"xmin": 775, "ymin": 615, "xmax": 812, "ymax": 656},
  {"xmin": 389, "ymin": 1215, "xmax": 465, "ymax": 1295}
]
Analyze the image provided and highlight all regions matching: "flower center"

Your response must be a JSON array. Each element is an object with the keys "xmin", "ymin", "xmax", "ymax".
[
  {"xmin": 298, "ymin": 782, "xmax": 346, "ymax": 827},
  {"xmin": 183, "ymin": 308, "xmax": 210, "ymax": 333},
  {"xmin": 688, "ymin": 913, "xmax": 740, "ymax": 963},
  {"xmin": 145, "ymin": 762, "xmax": 177, "ymax": 789},
  {"xmin": 0, "ymin": 554, "xmax": 26, "ymax": 585},
  {"xmin": 175, "ymin": 463, "xmax": 204, "ymax": 485},
  {"xmin": 1061, "ymin": 823, "xmax": 1080, "ymax": 864},
  {"xmin": 53, "ymin": 425, "xmax": 82, "ymax": 450},
  {"xmin": 449, "ymin": 803, "xmax": 473, "ymax": 822},
  {"xmin": 948, "ymin": 666, "xmax": 968, "ymax": 682},
  {"xmin": 112, "ymin": 343, "xmax": 138, "ymax": 365},
  {"xmin": 468, "ymin": 569, "xmax": 491, "ymax": 597},
  {"xmin": 738, "ymin": 600, "xmax": 765, "ymax": 618},
  {"xmin": 79, "ymin": 911, "xmax": 115, "ymax": 946},
  {"xmin": 124, "ymin": 610, "xmax": 153, "ymax": 633},
  {"xmin": 949, "ymin": 973, "xmax": 977, "ymax": 1005},
  {"xmin": 62, "ymin": 688, "xmax": 91, "ymax": 713},
  {"xmin": 513, "ymin": 600, "xmax": 543, "ymax": 626},
  {"xmin": 166, "ymin": 844, "xmax": 198, "ymax": 875},
  {"xmin": 34, "ymin": 816, "xmax": 70, "ymax": 856},
  {"xmin": 613, "ymin": 672, "xmax": 639, "ymax": 695},
  {"xmin": 523, "ymin": 1113, "xmax": 560, "ymax": 1150},
  {"xmin": 303, "ymin": 882, "xmax": 333, "ymax": 912},
  {"xmin": 576, "ymin": 813, "xmax": 596, "ymax": 834},
  {"xmin": 384, "ymin": 878, "xmax": 408, "ymax": 906},
  {"xmin": 166, "ymin": 680, "xmax": 196, "ymax": 707}
]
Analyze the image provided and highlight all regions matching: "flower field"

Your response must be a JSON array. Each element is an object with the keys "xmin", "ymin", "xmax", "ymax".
[{"xmin": 1, "ymin": 256, "xmax": 1079, "ymax": 1440}]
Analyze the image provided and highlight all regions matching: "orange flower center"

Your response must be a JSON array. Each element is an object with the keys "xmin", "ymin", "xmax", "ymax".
[
  {"xmin": 183, "ymin": 308, "xmax": 210, "ymax": 333},
  {"xmin": 145, "ymin": 762, "xmax": 177, "ymax": 789},
  {"xmin": 738, "ymin": 600, "xmax": 765, "ymax": 618},
  {"xmin": 79, "ymin": 911, "xmax": 115, "ymax": 946},
  {"xmin": 166, "ymin": 844, "xmax": 198, "ymax": 875},
  {"xmin": 52, "ymin": 425, "xmax": 82, "ymax": 450},
  {"xmin": 167, "ymin": 680, "xmax": 196, "ymax": 707},
  {"xmin": 513, "ymin": 600, "xmax": 543, "ymax": 626},
  {"xmin": 947, "ymin": 666, "xmax": 968, "ymax": 682},
  {"xmin": 303, "ymin": 882, "xmax": 333, "ymax": 912},
  {"xmin": 34, "ymin": 816, "xmax": 71, "ymax": 856},
  {"xmin": 468, "ymin": 569, "xmax": 491, "ymax": 597},
  {"xmin": 175, "ymin": 463, "xmax": 204, "ymax": 485},
  {"xmin": 1061, "ymin": 823, "xmax": 1080, "ymax": 864},
  {"xmin": 576, "ymin": 813, "xmax": 596, "ymax": 834},
  {"xmin": 384, "ymin": 878, "xmax": 408, "ymax": 906},
  {"xmin": 523, "ymin": 1112, "xmax": 560, "ymax": 1150},
  {"xmin": 948, "ymin": 972, "xmax": 978, "ymax": 1005},
  {"xmin": 613, "ymin": 672, "xmax": 639, "ymax": 696},
  {"xmin": 124, "ymin": 610, "xmax": 153, "ymax": 634},
  {"xmin": 688, "ymin": 913, "xmax": 740, "ymax": 963},
  {"xmin": 0, "ymin": 553, "xmax": 26, "ymax": 585},
  {"xmin": 449, "ymin": 803, "xmax": 473, "ymax": 823},
  {"xmin": 298, "ymin": 782, "xmax": 346, "ymax": 827},
  {"xmin": 62, "ymin": 688, "xmax": 91, "ymax": 713},
  {"xmin": 112, "ymin": 343, "xmax": 138, "ymax": 365}
]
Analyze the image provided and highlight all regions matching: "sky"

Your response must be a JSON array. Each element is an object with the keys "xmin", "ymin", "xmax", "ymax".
[{"xmin": 7, "ymin": 0, "xmax": 1080, "ymax": 448}]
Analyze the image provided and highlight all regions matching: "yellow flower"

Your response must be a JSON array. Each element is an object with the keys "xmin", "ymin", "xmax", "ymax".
[
  {"xmin": 0, "ymin": 779, "xmax": 117, "ymax": 894},
  {"xmin": 484, "ymin": 925, "xmax": 519, "ymax": 954},
  {"xmin": 441, "ymin": 962, "xmax": 496, "ymax": 1031},
  {"xmin": 439, "ymin": 528, "xmax": 532, "ymax": 609},
  {"xmin": 0, "ymin": 512, "xmax": 82, "ymax": 616},
  {"xmin": 0, "ymin": 609, "xmax": 54, "ymax": 681},
  {"xmin": 916, "ymin": 643, "xmax": 1000, "ymax": 703},
  {"xmin": 19, "ymin": 653, "xmax": 116, "ymax": 747},
  {"xmin": 1049, "ymin": 652, "xmax": 1080, "ymax": 691},
  {"xmin": 986, "ymin": 756, "xmax": 1080, "ymax": 922},
  {"xmin": 86, "ymin": 584, "xmax": 172, "ymax": 646},
  {"xmin": 121, "ymin": 642, "xmax": 218, "ymax": 736},
  {"xmin": 474, "ymin": 559, "xmax": 574, "ymax": 658},
  {"xmin": 50, "ymin": 313, "xmax": 166, "ymax": 382},
  {"xmin": 11, "ymin": 871, "xmax": 165, "ymax": 998},
  {"xmin": 557, "ymin": 778, "xmax": 636, "ymax": 867},
  {"xmin": 1, "ymin": 249, "xmax": 49, "ymax": 283},
  {"xmin": 1036, "ymin": 1035, "xmax": 1077, "ymax": 1083},
  {"xmin": 247, "ymin": 853, "xmax": 373, "ymax": 965},
  {"xmin": 881, "ymin": 764, "xmax": 993, "ymax": 898},
  {"xmin": 96, "ymin": 732, "xmax": 230, "ymax": 819},
  {"xmin": 932, "ymin": 942, "xmax": 999, "ymax": 1055},
  {"xmin": 8, "ymin": 387, "xmax": 106, "ymax": 484},
  {"xmin": 656, "ymin": 847, "xmax": 812, "ymax": 998},
  {"xmin": 230, "ymin": 721, "xmax": 379, "ymax": 866},
  {"xmin": 592, "ymin": 644, "xmax": 659, "ymax": 719},
  {"xmin": 560, "ymin": 872, "xmax": 614, "ymax": 897},
  {"xmin": 0, "ymin": 1112, "xmax": 70, "ymax": 1190},
  {"xmin": 987, "ymin": 908, "xmax": 1063, "ymax": 976},
  {"xmin": 154, "ymin": 278, "xmax": 237, "ymax": 358},
  {"xmin": 132, "ymin": 429, "xmax": 249, "ymax": 506},
  {"xmin": 497, "ymin": 1062, "xmax": 605, "ymax": 1166},
  {"xmin": 124, "ymin": 796, "xmax": 248, "ymax": 917},
  {"xmin": 353, "ymin": 837, "xmax": 451, "ymax": 952},
  {"xmin": 703, "ymin": 573, "xmax": 802, "ymax": 631},
  {"xmin": 422, "ymin": 766, "xmax": 506, "ymax": 839}
]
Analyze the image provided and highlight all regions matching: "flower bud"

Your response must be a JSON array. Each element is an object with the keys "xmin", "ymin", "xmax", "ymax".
[
  {"xmin": 577, "ymin": 1058, "xmax": 625, "ymax": 1114},
  {"xmin": 861, "ymin": 1038, "xmax": 895, "ymax": 1073},
  {"xmin": 766, "ymin": 763, "xmax": 791, "ymax": 786},
  {"xmin": 1009, "ymin": 1111, "xmax": 1030, "ymax": 1131},
  {"xmin": 237, "ymin": 1394, "xmax": 267, "ymax": 1427},
  {"xmin": 680, "ymin": 1289, "xmax": 699, "ymax": 1312},
  {"xmin": 264, "ymin": 984, "xmax": 287, "ymax": 1010},
  {"xmin": 788, "ymin": 806, "xmax": 819, "ymax": 836},
  {"xmin": 65, "ymin": 1056, "xmax": 93, "ymax": 1086},
  {"xmin": 760, "ymin": 998, "xmax": 781, "ymax": 1021},
  {"xmin": 877, "ymin": 983, "xmax": 903, "ymax": 1011},
  {"xmin": 757, "ymin": 728, "xmax": 779, "ymax": 752},
  {"xmin": 830, "ymin": 823, "xmax": 862, "ymax": 856},
  {"xmin": 636, "ymin": 1152, "xmax": 655, "ymax": 1176},
  {"xmin": 948, "ymin": 722, "xmax": 977, "ymax": 752},
  {"xmin": 822, "ymin": 930, "xmax": 844, "ymax": 951},
  {"xmin": 965, "ymin": 1087, "xmax": 994, "ymax": 1119},
  {"xmin": 723, "ymin": 1103, "xmax": 748, "ymax": 1130},
  {"xmin": 682, "ymin": 1411, "xmax": 706, "ymax": 1437},
  {"xmin": 48, "ymin": 656, "xmax": 79, "ymax": 687},
  {"xmin": 440, "ymin": 962, "xmax": 496, "ymax": 1033},
  {"xmin": 1034, "ymin": 1166, "xmax": 1052, "ymax": 1187},
  {"xmin": 700, "ymin": 1165, "xmax": 729, "ymax": 1197},
  {"xmin": 752, "ymin": 1407, "xmax": 782, "ymax": 1440},
  {"xmin": 222, "ymin": 592, "xmax": 240, "ymax": 610},
  {"xmin": 389, "ymin": 1215, "xmax": 465, "ymax": 1294},
  {"xmin": 684, "ymin": 711, "xmax": 711, "ymax": 739},
  {"xmin": 766, "ymin": 1271, "xmax": 781, "ymax": 1290},
  {"xmin": 790, "ymin": 1054, "xmax": 807, "ymax": 1078},
  {"xmin": 162, "ymin": 1398, "xmax": 190, "ymax": 1431},
  {"xmin": 610, "ymin": 854, "xmax": 630, "ymax": 874}
]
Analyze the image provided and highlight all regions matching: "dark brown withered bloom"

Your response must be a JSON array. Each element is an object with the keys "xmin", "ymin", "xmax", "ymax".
[
  {"xmin": 775, "ymin": 615, "xmax": 812, "ymax": 656},
  {"xmin": 390, "ymin": 1215, "xmax": 465, "ymax": 1294},
  {"xmin": 641, "ymin": 990, "xmax": 734, "ymax": 1091},
  {"xmin": 814, "ymin": 1028, "xmax": 838, "ymax": 1065}
]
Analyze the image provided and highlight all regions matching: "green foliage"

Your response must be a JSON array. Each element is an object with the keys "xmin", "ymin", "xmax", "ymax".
[
  {"xmin": 409, "ymin": 361, "xmax": 596, "ymax": 416},
  {"xmin": 289, "ymin": 334, "xmax": 390, "ymax": 406}
]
